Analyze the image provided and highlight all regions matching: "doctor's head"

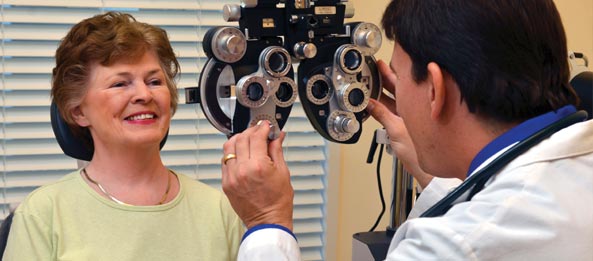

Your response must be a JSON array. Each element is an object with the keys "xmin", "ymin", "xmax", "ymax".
[
  {"xmin": 380, "ymin": 0, "xmax": 579, "ymax": 176},
  {"xmin": 381, "ymin": 0, "xmax": 578, "ymax": 123}
]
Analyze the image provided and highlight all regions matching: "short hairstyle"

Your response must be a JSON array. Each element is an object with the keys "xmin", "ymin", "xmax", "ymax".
[
  {"xmin": 381, "ymin": 0, "xmax": 579, "ymax": 123},
  {"xmin": 51, "ymin": 11, "xmax": 180, "ymax": 137}
]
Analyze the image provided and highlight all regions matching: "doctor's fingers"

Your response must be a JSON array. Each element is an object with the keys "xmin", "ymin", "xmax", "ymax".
[
  {"xmin": 222, "ymin": 136, "xmax": 239, "ymax": 186},
  {"xmin": 377, "ymin": 60, "xmax": 397, "ymax": 96},
  {"xmin": 249, "ymin": 120, "xmax": 275, "ymax": 158},
  {"xmin": 367, "ymin": 99, "xmax": 407, "ymax": 142},
  {"xmin": 222, "ymin": 126, "xmax": 256, "ymax": 184},
  {"xmin": 268, "ymin": 131, "xmax": 289, "ymax": 170},
  {"xmin": 234, "ymin": 123, "xmax": 263, "ymax": 161},
  {"xmin": 378, "ymin": 95, "xmax": 397, "ymax": 116}
]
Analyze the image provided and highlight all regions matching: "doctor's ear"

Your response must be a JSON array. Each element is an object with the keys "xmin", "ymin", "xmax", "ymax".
[
  {"xmin": 427, "ymin": 62, "xmax": 446, "ymax": 120},
  {"xmin": 71, "ymin": 106, "xmax": 90, "ymax": 127}
]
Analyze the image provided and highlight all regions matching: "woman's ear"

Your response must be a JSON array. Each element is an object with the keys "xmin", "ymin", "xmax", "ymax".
[
  {"xmin": 427, "ymin": 62, "xmax": 445, "ymax": 120},
  {"xmin": 71, "ymin": 106, "xmax": 90, "ymax": 127}
]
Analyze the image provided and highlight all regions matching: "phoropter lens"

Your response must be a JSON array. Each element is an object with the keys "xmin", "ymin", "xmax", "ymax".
[
  {"xmin": 276, "ymin": 82, "xmax": 293, "ymax": 102},
  {"xmin": 312, "ymin": 80, "xmax": 330, "ymax": 99},
  {"xmin": 246, "ymin": 82, "xmax": 264, "ymax": 101},
  {"xmin": 268, "ymin": 52, "xmax": 288, "ymax": 73},
  {"xmin": 344, "ymin": 49, "xmax": 362, "ymax": 71},
  {"xmin": 348, "ymin": 88, "xmax": 365, "ymax": 106}
]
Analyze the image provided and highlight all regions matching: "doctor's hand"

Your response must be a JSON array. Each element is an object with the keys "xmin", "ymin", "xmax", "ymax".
[
  {"xmin": 367, "ymin": 60, "xmax": 434, "ymax": 188},
  {"xmin": 221, "ymin": 121, "xmax": 294, "ymax": 231},
  {"xmin": 375, "ymin": 60, "xmax": 399, "ymax": 115}
]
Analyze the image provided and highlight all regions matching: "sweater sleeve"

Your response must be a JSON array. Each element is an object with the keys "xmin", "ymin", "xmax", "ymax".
[
  {"xmin": 3, "ymin": 204, "xmax": 53, "ymax": 260},
  {"xmin": 220, "ymin": 195, "xmax": 246, "ymax": 261}
]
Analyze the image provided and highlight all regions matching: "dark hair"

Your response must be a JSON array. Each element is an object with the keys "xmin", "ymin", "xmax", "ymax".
[
  {"xmin": 381, "ymin": 0, "xmax": 579, "ymax": 123},
  {"xmin": 51, "ymin": 11, "xmax": 180, "ymax": 138}
]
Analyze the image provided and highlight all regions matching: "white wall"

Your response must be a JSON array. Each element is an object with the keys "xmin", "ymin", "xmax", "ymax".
[{"xmin": 326, "ymin": 0, "xmax": 593, "ymax": 260}]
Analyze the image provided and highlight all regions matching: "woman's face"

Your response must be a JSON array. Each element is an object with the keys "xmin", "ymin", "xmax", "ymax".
[{"xmin": 73, "ymin": 50, "xmax": 172, "ymax": 152}]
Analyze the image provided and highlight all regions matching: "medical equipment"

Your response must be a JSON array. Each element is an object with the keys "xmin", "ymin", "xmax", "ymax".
[
  {"xmin": 185, "ymin": 0, "xmax": 382, "ymax": 143},
  {"xmin": 569, "ymin": 52, "xmax": 593, "ymax": 119},
  {"xmin": 353, "ymin": 129, "xmax": 417, "ymax": 260}
]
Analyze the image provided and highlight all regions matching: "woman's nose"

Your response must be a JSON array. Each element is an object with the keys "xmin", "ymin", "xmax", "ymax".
[{"xmin": 132, "ymin": 83, "xmax": 153, "ymax": 104}]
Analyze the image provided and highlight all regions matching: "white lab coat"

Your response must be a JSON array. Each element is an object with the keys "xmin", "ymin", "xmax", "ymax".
[{"xmin": 238, "ymin": 119, "xmax": 593, "ymax": 260}]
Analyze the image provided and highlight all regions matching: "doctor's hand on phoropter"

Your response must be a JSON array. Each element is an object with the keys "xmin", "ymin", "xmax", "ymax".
[
  {"xmin": 221, "ymin": 120, "xmax": 294, "ymax": 231},
  {"xmin": 366, "ymin": 60, "xmax": 434, "ymax": 188}
]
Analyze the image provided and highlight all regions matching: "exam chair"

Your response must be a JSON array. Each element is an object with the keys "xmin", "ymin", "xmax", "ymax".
[
  {"xmin": 569, "ymin": 52, "xmax": 593, "ymax": 119},
  {"xmin": 0, "ymin": 211, "xmax": 14, "ymax": 256}
]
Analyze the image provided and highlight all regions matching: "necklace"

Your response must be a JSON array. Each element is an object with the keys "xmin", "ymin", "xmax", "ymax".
[{"xmin": 82, "ymin": 168, "xmax": 171, "ymax": 206}]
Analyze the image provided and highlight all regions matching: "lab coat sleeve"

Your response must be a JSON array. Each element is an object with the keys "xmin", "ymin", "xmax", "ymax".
[
  {"xmin": 238, "ymin": 224, "xmax": 302, "ymax": 261},
  {"xmin": 385, "ymin": 216, "xmax": 478, "ymax": 260}
]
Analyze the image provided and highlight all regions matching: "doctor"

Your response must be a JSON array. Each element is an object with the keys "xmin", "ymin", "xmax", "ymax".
[{"xmin": 221, "ymin": 0, "xmax": 593, "ymax": 260}]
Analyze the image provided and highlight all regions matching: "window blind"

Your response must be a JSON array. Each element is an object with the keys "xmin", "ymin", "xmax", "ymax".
[{"xmin": 0, "ymin": 1, "xmax": 328, "ymax": 260}]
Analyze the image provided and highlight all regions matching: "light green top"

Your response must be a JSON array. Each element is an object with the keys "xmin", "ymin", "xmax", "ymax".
[{"xmin": 4, "ymin": 170, "xmax": 244, "ymax": 261}]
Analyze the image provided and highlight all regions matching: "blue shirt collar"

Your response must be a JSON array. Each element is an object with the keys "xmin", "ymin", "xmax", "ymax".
[{"xmin": 467, "ymin": 105, "xmax": 577, "ymax": 176}]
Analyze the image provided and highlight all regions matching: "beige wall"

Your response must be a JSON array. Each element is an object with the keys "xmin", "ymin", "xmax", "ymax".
[{"xmin": 326, "ymin": 1, "xmax": 593, "ymax": 260}]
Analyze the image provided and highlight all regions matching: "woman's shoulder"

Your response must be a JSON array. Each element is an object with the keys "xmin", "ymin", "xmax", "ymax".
[
  {"xmin": 173, "ymin": 171, "xmax": 241, "ymax": 227},
  {"xmin": 25, "ymin": 171, "xmax": 80, "ymax": 198},
  {"xmin": 174, "ymin": 171, "xmax": 224, "ymax": 199},
  {"xmin": 15, "ymin": 170, "xmax": 82, "ymax": 215}
]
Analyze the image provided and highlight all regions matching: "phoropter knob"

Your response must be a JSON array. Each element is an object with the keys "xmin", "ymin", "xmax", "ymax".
[
  {"xmin": 223, "ymin": 4, "xmax": 241, "ymax": 22},
  {"xmin": 293, "ymin": 42, "xmax": 318, "ymax": 59},
  {"xmin": 333, "ymin": 114, "xmax": 360, "ymax": 134}
]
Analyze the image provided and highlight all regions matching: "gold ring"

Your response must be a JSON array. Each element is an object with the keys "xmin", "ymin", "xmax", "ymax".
[{"xmin": 222, "ymin": 153, "xmax": 237, "ymax": 165}]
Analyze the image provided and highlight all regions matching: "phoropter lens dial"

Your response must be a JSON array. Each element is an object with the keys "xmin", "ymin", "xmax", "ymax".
[
  {"xmin": 306, "ymin": 74, "xmax": 333, "ymax": 105},
  {"xmin": 273, "ymin": 77, "xmax": 298, "ymax": 107},
  {"xmin": 336, "ymin": 82, "xmax": 369, "ymax": 112},
  {"xmin": 336, "ymin": 45, "xmax": 364, "ymax": 74},
  {"xmin": 236, "ymin": 76, "xmax": 269, "ymax": 108},
  {"xmin": 261, "ymin": 46, "xmax": 292, "ymax": 78}
]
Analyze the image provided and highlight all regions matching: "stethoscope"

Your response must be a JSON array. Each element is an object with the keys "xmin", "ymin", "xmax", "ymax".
[{"xmin": 420, "ymin": 110, "xmax": 589, "ymax": 218}]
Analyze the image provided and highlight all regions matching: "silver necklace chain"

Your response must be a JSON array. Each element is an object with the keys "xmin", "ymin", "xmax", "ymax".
[{"xmin": 82, "ymin": 168, "xmax": 171, "ymax": 206}]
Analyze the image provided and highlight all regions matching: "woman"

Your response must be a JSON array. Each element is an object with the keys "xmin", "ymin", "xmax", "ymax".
[{"xmin": 3, "ymin": 12, "xmax": 243, "ymax": 260}]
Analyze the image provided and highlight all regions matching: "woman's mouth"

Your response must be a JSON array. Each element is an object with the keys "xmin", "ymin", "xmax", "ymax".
[{"xmin": 126, "ymin": 113, "xmax": 156, "ymax": 121}]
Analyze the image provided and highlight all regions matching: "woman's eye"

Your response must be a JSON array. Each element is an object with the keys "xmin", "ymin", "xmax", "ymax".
[
  {"xmin": 148, "ymin": 79, "xmax": 163, "ymax": 86},
  {"xmin": 111, "ymin": 81, "xmax": 128, "ymax": 88}
]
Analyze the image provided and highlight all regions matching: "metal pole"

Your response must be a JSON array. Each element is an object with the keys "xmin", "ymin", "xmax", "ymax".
[{"xmin": 389, "ymin": 156, "xmax": 416, "ymax": 232}]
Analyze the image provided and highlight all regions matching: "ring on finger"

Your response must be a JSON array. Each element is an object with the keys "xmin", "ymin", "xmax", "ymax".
[{"xmin": 222, "ymin": 153, "xmax": 237, "ymax": 165}]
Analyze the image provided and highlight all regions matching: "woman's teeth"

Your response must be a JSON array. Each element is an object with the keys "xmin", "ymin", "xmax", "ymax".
[{"xmin": 127, "ymin": 114, "xmax": 155, "ymax": 120}]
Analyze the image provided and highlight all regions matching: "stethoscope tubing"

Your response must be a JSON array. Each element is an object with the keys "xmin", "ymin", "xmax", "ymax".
[{"xmin": 420, "ymin": 110, "xmax": 589, "ymax": 218}]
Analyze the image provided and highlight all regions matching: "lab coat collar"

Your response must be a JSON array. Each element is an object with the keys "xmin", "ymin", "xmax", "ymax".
[{"xmin": 467, "ymin": 105, "xmax": 577, "ymax": 177}]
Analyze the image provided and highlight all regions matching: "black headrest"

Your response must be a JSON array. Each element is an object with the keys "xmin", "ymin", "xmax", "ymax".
[
  {"xmin": 50, "ymin": 102, "xmax": 168, "ymax": 161},
  {"xmin": 570, "ymin": 70, "xmax": 593, "ymax": 120}
]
